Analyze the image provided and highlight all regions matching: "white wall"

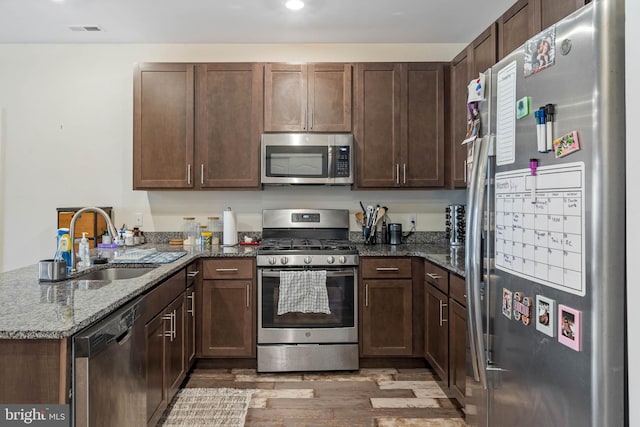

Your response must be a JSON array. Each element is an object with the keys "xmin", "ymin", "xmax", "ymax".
[
  {"xmin": 627, "ymin": 1, "xmax": 638, "ymax": 425},
  {"xmin": 0, "ymin": 43, "xmax": 466, "ymax": 272}
]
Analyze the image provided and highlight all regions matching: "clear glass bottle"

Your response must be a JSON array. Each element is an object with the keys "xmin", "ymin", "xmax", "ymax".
[
  {"xmin": 207, "ymin": 216, "xmax": 222, "ymax": 245},
  {"xmin": 182, "ymin": 217, "xmax": 196, "ymax": 245}
]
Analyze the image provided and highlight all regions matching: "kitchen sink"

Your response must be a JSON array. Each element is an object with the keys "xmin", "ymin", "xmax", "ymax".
[{"xmin": 75, "ymin": 266, "xmax": 157, "ymax": 281}]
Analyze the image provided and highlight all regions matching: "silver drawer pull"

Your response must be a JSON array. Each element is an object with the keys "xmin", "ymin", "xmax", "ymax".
[
  {"xmin": 426, "ymin": 272, "xmax": 442, "ymax": 280},
  {"xmin": 246, "ymin": 283, "xmax": 250, "ymax": 308},
  {"xmin": 215, "ymin": 268, "xmax": 239, "ymax": 272},
  {"xmin": 187, "ymin": 293, "xmax": 195, "ymax": 316},
  {"xmin": 162, "ymin": 313, "xmax": 174, "ymax": 341},
  {"xmin": 365, "ymin": 283, "xmax": 369, "ymax": 307},
  {"xmin": 376, "ymin": 267, "xmax": 400, "ymax": 272},
  {"xmin": 439, "ymin": 300, "xmax": 448, "ymax": 326},
  {"xmin": 187, "ymin": 270, "xmax": 200, "ymax": 278}
]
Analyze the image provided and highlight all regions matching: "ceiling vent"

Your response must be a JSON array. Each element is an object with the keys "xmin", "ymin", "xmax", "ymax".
[{"xmin": 68, "ymin": 25, "xmax": 104, "ymax": 32}]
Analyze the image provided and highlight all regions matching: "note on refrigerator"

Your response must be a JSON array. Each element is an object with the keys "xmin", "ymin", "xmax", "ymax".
[{"xmin": 496, "ymin": 61, "xmax": 517, "ymax": 166}]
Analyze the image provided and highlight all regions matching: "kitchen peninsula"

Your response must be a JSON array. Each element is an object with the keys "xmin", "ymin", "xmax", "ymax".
[{"xmin": 0, "ymin": 241, "xmax": 464, "ymax": 410}]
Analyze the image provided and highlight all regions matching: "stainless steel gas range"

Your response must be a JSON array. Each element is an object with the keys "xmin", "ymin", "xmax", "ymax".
[{"xmin": 256, "ymin": 209, "xmax": 359, "ymax": 372}]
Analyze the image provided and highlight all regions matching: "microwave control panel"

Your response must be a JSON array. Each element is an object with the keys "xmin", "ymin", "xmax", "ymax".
[{"xmin": 334, "ymin": 146, "xmax": 351, "ymax": 177}]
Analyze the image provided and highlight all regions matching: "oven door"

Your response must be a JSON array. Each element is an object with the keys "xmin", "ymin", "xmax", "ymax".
[{"xmin": 258, "ymin": 267, "xmax": 358, "ymax": 344}]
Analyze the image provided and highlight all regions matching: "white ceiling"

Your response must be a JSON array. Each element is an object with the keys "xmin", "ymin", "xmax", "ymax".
[{"xmin": 0, "ymin": 0, "xmax": 514, "ymax": 44}]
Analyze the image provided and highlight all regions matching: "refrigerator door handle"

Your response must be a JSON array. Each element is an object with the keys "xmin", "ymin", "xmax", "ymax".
[{"xmin": 466, "ymin": 135, "xmax": 491, "ymax": 389}]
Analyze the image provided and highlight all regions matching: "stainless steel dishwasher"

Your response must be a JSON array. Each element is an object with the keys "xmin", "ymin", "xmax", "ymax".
[{"xmin": 73, "ymin": 297, "xmax": 146, "ymax": 427}]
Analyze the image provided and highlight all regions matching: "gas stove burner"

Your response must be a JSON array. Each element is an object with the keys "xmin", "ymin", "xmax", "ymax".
[{"xmin": 258, "ymin": 238, "xmax": 356, "ymax": 253}]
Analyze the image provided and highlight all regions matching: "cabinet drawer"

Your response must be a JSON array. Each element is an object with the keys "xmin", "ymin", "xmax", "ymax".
[
  {"xmin": 187, "ymin": 261, "xmax": 201, "ymax": 286},
  {"xmin": 142, "ymin": 269, "xmax": 186, "ymax": 323},
  {"xmin": 203, "ymin": 258, "xmax": 254, "ymax": 279},
  {"xmin": 361, "ymin": 258, "xmax": 412, "ymax": 279},
  {"xmin": 424, "ymin": 261, "xmax": 449, "ymax": 294},
  {"xmin": 450, "ymin": 274, "xmax": 466, "ymax": 306}
]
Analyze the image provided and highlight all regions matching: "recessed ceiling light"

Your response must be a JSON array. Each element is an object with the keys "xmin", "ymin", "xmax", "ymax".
[{"xmin": 285, "ymin": 0, "xmax": 304, "ymax": 11}]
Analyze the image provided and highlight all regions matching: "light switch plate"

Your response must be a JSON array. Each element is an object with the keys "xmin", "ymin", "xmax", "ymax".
[{"xmin": 135, "ymin": 213, "xmax": 143, "ymax": 227}]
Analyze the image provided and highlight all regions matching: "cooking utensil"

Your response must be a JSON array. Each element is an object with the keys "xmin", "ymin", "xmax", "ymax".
[{"xmin": 355, "ymin": 211, "xmax": 365, "ymax": 226}]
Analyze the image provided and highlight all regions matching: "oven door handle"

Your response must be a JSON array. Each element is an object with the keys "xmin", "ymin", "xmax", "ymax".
[{"xmin": 259, "ymin": 270, "xmax": 354, "ymax": 278}]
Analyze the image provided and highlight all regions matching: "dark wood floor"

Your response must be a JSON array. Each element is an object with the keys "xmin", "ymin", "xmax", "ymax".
[{"xmin": 184, "ymin": 368, "xmax": 466, "ymax": 426}]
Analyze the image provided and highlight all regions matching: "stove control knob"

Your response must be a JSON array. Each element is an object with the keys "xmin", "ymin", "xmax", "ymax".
[
  {"xmin": 338, "ymin": 256, "xmax": 347, "ymax": 264},
  {"xmin": 268, "ymin": 257, "xmax": 277, "ymax": 265},
  {"xmin": 326, "ymin": 256, "xmax": 335, "ymax": 264},
  {"xmin": 280, "ymin": 257, "xmax": 289, "ymax": 265},
  {"xmin": 304, "ymin": 256, "xmax": 313, "ymax": 264}
]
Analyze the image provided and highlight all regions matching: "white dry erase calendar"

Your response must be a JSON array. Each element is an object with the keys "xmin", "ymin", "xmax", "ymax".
[{"xmin": 494, "ymin": 162, "xmax": 586, "ymax": 296}]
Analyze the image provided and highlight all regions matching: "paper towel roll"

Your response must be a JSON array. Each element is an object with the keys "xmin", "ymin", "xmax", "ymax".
[{"xmin": 223, "ymin": 208, "xmax": 238, "ymax": 246}]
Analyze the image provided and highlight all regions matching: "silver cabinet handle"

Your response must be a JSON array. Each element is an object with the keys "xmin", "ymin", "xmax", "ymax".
[
  {"xmin": 303, "ymin": 107, "xmax": 307, "ymax": 131},
  {"xmin": 172, "ymin": 310, "xmax": 177, "ymax": 339},
  {"xmin": 200, "ymin": 164, "xmax": 204, "ymax": 185},
  {"xmin": 187, "ymin": 164, "xmax": 191, "ymax": 185},
  {"xmin": 426, "ymin": 272, "xmax": 442, "ymax": 280},
  {"xmin": 464, "ymin": 159, "xmax": 468, "ymax": 183},
  {"xmin": 216, "ymin": 268, "xmax": 239, "ymax": 272},
  {"xmin": 163, "ymin": 313, "xmax": 174, "ymax": 341},
  {"xmin": 310, "ymin": 110, "xmax": 313, "ymax": 129},
  {"xmin": 396, "ymin": 164, "xmax": 400, "ymax": 184},
  {"xmin": 187, "ymin": 270, "xmax": 200, "ymax": 278},
  {"xmin": 403, "ymin": 163, "xmax": 406, "ymax": 184},
  {"xmin": 376, "ymin": 267, "xmax": 399, "ymax": 272},
  {"xmin": 439, "ymin": 300, "xmax": 448, "ymax": 327},
  {"xmin": 365, "ymin": 283, "xmax": 369, "ymax": 307},
  {"xmin": 187, "ymin": 293, "xmax": 195, "ymax": 317},
  {"xmin": 246, "ymin": 283, "xmax": 250, "ymax": 308}
]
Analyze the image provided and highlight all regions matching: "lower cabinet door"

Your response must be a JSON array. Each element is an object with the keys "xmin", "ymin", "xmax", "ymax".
[
  {"xmin": 200, "ymin": 280, "xmax": 255, "ymax": 357},
  {"xmin": 145, "ymin": 312, "xmax": 167, "ymax": 424},
  {"xmin": 361, "ymin": 279, "xmax": 413, "ymax": 356},
  {"xmin": 449, "ymin": 299, "xmax": 466, "ymax": 403},
  {"xmin": 166, "ymin": 295, "xmax": 186, "ymax": 398},
  {"xmin": 424, "ymin": 283, "xmax": 449, "ymax": 382}
]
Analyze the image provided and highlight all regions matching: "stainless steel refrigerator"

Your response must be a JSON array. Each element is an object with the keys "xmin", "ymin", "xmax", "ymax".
[{"xmin": 465, "ymin": 1, "xmax": 626, "ymax": 426}]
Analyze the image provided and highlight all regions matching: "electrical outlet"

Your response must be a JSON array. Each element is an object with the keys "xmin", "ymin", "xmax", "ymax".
[
  {"xmin": 408, "ymin": 214, "xmax": 417, "ymax": 228},
  {"xmin": 135, "ymin": 212, "xmax": 143, "ymax": 227}
]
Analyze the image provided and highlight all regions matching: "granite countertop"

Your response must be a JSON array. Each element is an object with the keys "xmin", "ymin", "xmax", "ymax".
[{"xmin": 0, "ymin": 242, "xmax": 463, "ymax": 340}]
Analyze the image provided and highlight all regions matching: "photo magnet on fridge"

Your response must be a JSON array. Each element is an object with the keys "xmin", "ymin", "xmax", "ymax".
[
  {"xmin": 558, "ymin": 304, "xmax": 582, "ymax": 351},
  {"xmin": 502, "ymin": 288, "xmax": 513, "ymax": 319},
  {"xmin": 536, "ymin": 295, "xmax": 556, "ymax": 337}
]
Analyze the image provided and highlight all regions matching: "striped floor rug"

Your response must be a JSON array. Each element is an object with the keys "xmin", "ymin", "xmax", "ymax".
[{"xmin": 159, "ymin": 388, "xmax": 255, "ymax": 426}]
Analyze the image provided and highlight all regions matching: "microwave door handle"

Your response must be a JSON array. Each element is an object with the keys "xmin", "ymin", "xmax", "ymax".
[{"xmin": 327, "ymin": 145, "xmax": 334, "ymax": 181}]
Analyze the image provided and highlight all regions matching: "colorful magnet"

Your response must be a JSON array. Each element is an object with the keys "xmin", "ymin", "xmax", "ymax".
[
  {"xmin": 524, "ymin": 26, "xmax": 557, "ymax": 77},
  {"xmin": 558, "ymin": 304, "xmax": 582, "ymax": 351},
  {"xmin": 502, "ymin": 288, "xmax": 513, "ymax": 319},
  {"xmin": 516, "ymin": 96, "xmax": 531, "ymax": 119},
  {"xmin": 513, "ymin": 292, "xmax": 532, "ymax": 325},
  {"xmin": 553, "ymin": 130, "xmax": 581, "ymax": 158},
  {"xmin": 535, "ymin": 295, "xmax": 556, "ymax": 337}
]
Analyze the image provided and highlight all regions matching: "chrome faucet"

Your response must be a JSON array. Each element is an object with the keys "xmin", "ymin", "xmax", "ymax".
[{"xmin": 69, "ymin": 207, "xmax": 118, "ymax": 272}]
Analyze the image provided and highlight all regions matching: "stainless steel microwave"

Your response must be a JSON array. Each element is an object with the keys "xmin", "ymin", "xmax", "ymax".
[{"xmin": 261, "ymin": 133, "xmax": 354, "ymax": 185}]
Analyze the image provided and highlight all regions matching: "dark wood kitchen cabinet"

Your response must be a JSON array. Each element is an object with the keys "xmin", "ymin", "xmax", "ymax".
[
  {"xmin": 449, "ymin": 24, "xmax": 497, "ymax": 188},
  {"xmin": 133, "ymin": 62, "xmax": 262, "ymax": 190},
  {"xmin": 134, "ymin": 63, "xmax": 195, "ymax": 189},
  {"xmin": 197, "ymin": 63, "xmax": 263, "ymax": 188},
  {"xmin": 200, "ymin": 258, "xmax": 256, "ymax": 357},
  {"xmin": 354, "ymin": 62, "xmax": 446, "ymax": 188},
  {"xmin": 448, "ymin": 274, "xmax": 467, "ymax": 403},
  {"xmin": 264, "ymin": 63, "xmax": 352, "ymax": 132},
  {"xmin": 185, "ymin": 261, "xmax": 200, "ymax": 368},
  {"xmin": 425, "ymin": 281, "xmax": 449, "ymax": 381},
  {"xmin": 531, "ymin": 0, "xmax": 590, "ymax": 32},
  {"xmin": 143, "ymin": 269, "xmax": 187, "ymax": 426},
  {"xmin": 360, "ymin": 258, "xmax": 413, "ymax": 356}
]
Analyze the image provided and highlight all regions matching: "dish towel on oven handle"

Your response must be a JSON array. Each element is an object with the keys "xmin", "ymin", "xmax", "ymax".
[{"xmin": 277, "ymin": 270, "xmax": 331, "ymax": 315}]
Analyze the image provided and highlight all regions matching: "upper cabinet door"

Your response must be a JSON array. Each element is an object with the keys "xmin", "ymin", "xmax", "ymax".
[
  {"xmin": 197, "ymin": 63, "xmax": 263, "ymax": 188},
  {"xmin": 354, "ymin": 63, "xmax": 402, "ymax": 188},
  {"xmin": 264, "ymin": 63, "xmax": 307, "ymax": 132},
  {"xmin": 403, "ymin": 63, "xmax": 445, "ymax": 187},
  {"xmin": 449, "ymin": 50, "xmax": 470, "ymax": 188},
  {"xmin": 308, "ymin": 63, "xmax": 352, "ymax": 132},
  {"xmin": 264, "ymin": 63, "xmax": 352, "ymax": 132},
  {"xmin": 133, "ymin": 63, "xmax": 195, "ymax": 189},
  {"xmin": 471, "ymin": 23, "xmax": 498, "ymax": 76},
  {"xmin": 531, "ymin": 0, "xmax": 590, "ymax": 32},
  {"xmin": 498, "ymin": 0, "xmax": 535, "ymax": 60}
]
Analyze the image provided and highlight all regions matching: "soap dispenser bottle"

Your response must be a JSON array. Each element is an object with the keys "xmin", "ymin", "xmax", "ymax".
[{"xmin": 78, "ymin": 232, "xmax": 91, "ymax": 268}]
